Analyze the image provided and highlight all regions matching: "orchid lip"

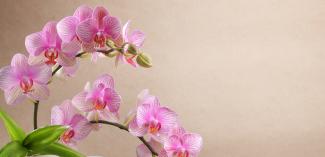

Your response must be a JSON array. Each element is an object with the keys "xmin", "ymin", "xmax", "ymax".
[
  {"xmin": 148, "ymin": 121, "xmax": 161, "ymax": 134},
  {"xmin": 94, "ymin": 32, "xmax": 106, "ymax": 48},
  {"xmin": 61, "ymin": 129, "xmax": 75, "ymax": 143},
  {"xmin": 19, "ymin": 78, "xmax": 34, "ymax": 93},
  {"xmin": 93, "ymin": 99, "xmax": 107, "ymax": 110},
  {"xmin": 44, "ymin": 48, "xmax": 59, "ymax": 65}
]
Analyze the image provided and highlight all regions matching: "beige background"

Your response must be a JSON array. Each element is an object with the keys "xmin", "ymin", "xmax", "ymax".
[{"xmin": 1, "ymin": 0, "xmax": 325, "ymax": 156}]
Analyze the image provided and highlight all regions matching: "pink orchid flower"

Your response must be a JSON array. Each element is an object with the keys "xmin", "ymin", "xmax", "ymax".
[
  {"xmin": 164, "ymin": 126, "xmax": 203, "ymax": 157},
  {"xmin": 129, "ymin": 90, "xmax": 177, "ymax": 141},
  {"xmin": 51, "ymin": 100, "xmax": 92, "ymax": 146},
  {"xmin": 76, "ymin": 6, "xmax": 121, "ymax": 61},
  {"xmin": 116, "ymin": 20, "xmax": 146, "ymax": 67},
  {"xmin": 25, "ymin": 21, "xmax": 80, "ymax": 66},
  {"xmin": 57, "ymin": 5, "xmax": 93, "ymax": 42},
  {"xmin": 72, "ymin": 74, "xmax": 121, "ymax": 123},
  {"xmin": 0, "ymin": 53, "xmax": 51, "ymax": 105}
]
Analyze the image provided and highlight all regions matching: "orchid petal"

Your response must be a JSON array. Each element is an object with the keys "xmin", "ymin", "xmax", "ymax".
[
  {"xmin": 4, "ymin": 86, "xmax": 25, "ymax": 105},
  {"xmin": 182, "ymin": 133, "xmax": 203, "ymax": 154},
  {"xmin": 10, "ymin": 53, "xmax": 29, "ymax": 68},
  {"xmin": 0, "ymin": 66, "xmax": 16, "ymax": 90},
  {"xmin": 61, "ymin": 39, "xmax": 80, "ymax": 57},
  {"xmin": 122, "ymin": 20, "xmax": 130, "ymax": 42},
  {"xmin": 129, "ymin": 30, "xmax": 145, "ymax": 48},
  {"xmin": 25, "ymin": 32, "xmax": 47, "ymax": 56},
  {"xmin": 73, "ymin": 5, "xmax": 93, "ymax": 22},
  {"xmin": 93, "ymin": 74, "xmax": 114, "ymax": 89},
  {"xmin": 28, "ymin": 83, "xmax": 49, "ymax": 100},
  {"xmin": 136, "ymin": 98, "xmax": 160, "ymax": 126},
  {"xmin": 104, "ymin": 88, "xmax": 121, "ymax": 113},
  {"xmin": 129, "ymin": 118, "xmax": 147, "ymax": 137},
  {"xmin": 57, "ymin": 53, "xmax": 76, "ymax": 67},
  {"xmin": 42, "ymin": 21, "xmax": 59, "ymax": 47},
  {"xmin": 103, "ymin": 16, "xmax": 121, "ymax": 39},
  {"xmin": 33, "ymin": 64, "xmax": 51, "ymax": 84},
  {"xmin": 57, "ymin": 16, "xmax": 79, "ymax": 42},
  {"xmin": 157, "ymin": 107, "xmax": 177, "ymax": 134},
  {"xmin": 70, "ymin": 114, "xmax": 92, "ymax": 140},
  {"xmin": 51, "ymin": 105, "xmax": 65, "ymax": 125},
  {"xmin": 72, "ymin": 91, "xmax": 93, "ymax": 112},
  {"xmin": 76, "ymin": 19, "xmax": 97, "ymax": 43},
  {"xmin": 92, "ymin": 6, "xmax": 109, "ymax": 29}
]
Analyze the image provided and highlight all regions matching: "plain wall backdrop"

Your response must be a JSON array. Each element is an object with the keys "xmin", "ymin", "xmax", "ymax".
[{"xmin": 1, "ymin": 0, "xmax": 325, "ymax": 156}]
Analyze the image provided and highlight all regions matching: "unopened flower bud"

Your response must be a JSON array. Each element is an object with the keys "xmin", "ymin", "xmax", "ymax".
[
  {"xmin": 136, "ymin": 53, "xmax": 152, "ymax": 68},
  {"xmin": 124, "ymin": 44, "xmax": 137, "ymax": 55}
]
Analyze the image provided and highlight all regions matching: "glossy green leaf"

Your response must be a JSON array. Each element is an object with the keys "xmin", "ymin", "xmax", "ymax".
[
  {"xmin": 0, "ymin": 141, "xmax": 28, "ymax": 157},
  {"xmin": 23, "ymin": 125, "xmax": 67, "ymax": 151},
  {"xmin": 0, "ymin": 107, "xmax": 26, "ymax": 143},
  {"xmin": 38, "ymin": 142, "xmax": 85, "ymax": 157}
]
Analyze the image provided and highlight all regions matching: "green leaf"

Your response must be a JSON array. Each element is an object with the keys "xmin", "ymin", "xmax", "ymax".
[
  {"xmin": 0, "ymin": 141, "xmax": 28, "ymax": 157},
  {"xmin": 38, "ymin": 142, "xmax": 85, "ymax": 157},
  {"xmin": 0, "ymin": 107, "xmax": 26, "ymax": 143},
  {"xmin": 23, "ymin": 125, "xmax": 67, "ymax": 151}
]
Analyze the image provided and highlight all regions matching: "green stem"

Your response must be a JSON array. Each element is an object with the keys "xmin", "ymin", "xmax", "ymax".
[
  {"xmin": 33, "ymin": 101, "xmax": 39, "ymax": 130},
  {"xmin": 90, "ymin": 120, "xmax": 158, "ymax": 156}
]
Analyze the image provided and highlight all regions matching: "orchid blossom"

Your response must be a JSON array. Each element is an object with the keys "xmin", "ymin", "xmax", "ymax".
[
  {"xmin": 0, "ymin": 53, "xmax": 51, "ymax": 105},
  {"xmin": 25, "ymin": 21, "xmax": 80, "ymax": 67},
  {"xmin": 129, "ymin": 90, "xmax": 178, "ymax": 141},
  {"xmin": 51, "ymin": 100, "xmax": 92, "ymax": 146},
  {"xmin": 72, "ymin": 74, "xmax": 121, "ymax": 123},
  {"xmin": 76, "ymin": 6, "xmax": 121, "ymax": 61}
]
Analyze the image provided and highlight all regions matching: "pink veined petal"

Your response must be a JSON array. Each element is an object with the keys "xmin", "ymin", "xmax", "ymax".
[
  {"xmin": 70, "ymin": 114, "xmax": 92, "ymax": 140},
  {"xmin": 59, "ymin": 100, "xmax": 78, "ymax": 123},
  {"xmin": 33, "ymin": 64, "xmax": 51, "ymax": 84},
  {"xmin": 25, "ymin": 32, "xmax": 47, "ymax": 56},
  {"xmin": 136, "ymin": 99, "xmax": 160, "ymax": 127},
  {"xmin": 51, "ymin": 105, "xmax": 65, "ymax": 125},
  {"xmin": 182, "ymin": 133, "xmax": 203, "ymax": 154},
  {"xmin": 73, "ymin": 5, "xmax": 93, "ymax": 22},
  {"xmin": 72, "ymin": 91, "xmax": 93, "ymax": 112},
  {"xmin": 76, "ymin": 18, "xmax": 98, "ymax": 43},
  {"xmin": 57, "ymin": 53, "xmax": 76, "ymax": 67},
  {"xmin": 129, "ymin": 117, "xmax": 147, "ymax": 137},
  {"xmin": 156, "ymin": 107, "xmax": 178, "ymax": 135},
  {"xmin": 4, "ymin": 86, "xmax": 25, "ymax": 105},
  {"xmin": 57, "ymin": 16, "xmax": 79, "ymax": 42},
  {"xmin": 27, "ymin": 83, "xmax": 49, "ymax": 101},
  {"xmin": 129, "ymin": 30, "xmax": 145, "ymax": 48},
  {"xmin": 92, "ymin": 6, "xmax": 109, "ymax": 29},
  {"xmin": 42, "ymin": 21, "xmax": 59, "ymax": 47},
  {"xmin": 0, "ymin": 66, "xmax": 17, "ymax": 90},
  {"xmin": 103, "ymin": 16, "xmax": 121, "ymax": 39},
  {"xmin": 10, "ymin": 53, "xmax": 29, "ymax": 68},
  {"xmin": 164, "ymin": 135, "xmax": 181, "ymax": 152},
  {"xmin": 122, "ymin": 20, "xmax": 130, "ymax": 42},
  {"xmin": 104, "ymin": 88, "xmax": 121, "ymax": 113},
  {"xmin": 93, "ymin": 74, "xmax": 115, "ymax": 89},
  {"xmin": 126, "ymin": 57, "xmax": 138, "ymax": 68},
  {"xmin": 61, "ymin": 39, "xmax": 80, "ymax": 57}
]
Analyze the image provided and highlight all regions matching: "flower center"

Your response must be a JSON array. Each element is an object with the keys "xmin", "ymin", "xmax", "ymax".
[
  {"xmin": 175, "ymin": 151, "xmax": 189, "ymax": 157},
  {"xmin": 93, "ymin": 99, "xmax": 107, "ymax": 110},
  {"xmin": 19, "ymin": 78, "xmax": 33, "ymax": 93},
  {"xmin": 148, "ymin": 121, "xmax": 161, "ymax": 134},
  {"xmin": 44, "ymin": 48, "xmax": 59, "ymax": 65},
  {"xmin": 94, "ymin": 32, "xmax": 106, "ymax": 48},
  {"xmin": 61, "ymin": 129, "xmax": 75, "ymax": 143}
]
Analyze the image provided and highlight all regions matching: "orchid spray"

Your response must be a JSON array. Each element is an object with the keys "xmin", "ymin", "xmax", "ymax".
[{"xmin": 0, "ymin": 5, "xmax": 202, "ymax": 157}]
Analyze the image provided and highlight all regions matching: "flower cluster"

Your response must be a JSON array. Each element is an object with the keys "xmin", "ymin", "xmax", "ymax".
[{"xmin": 0, "ymin": 5, "xmax": 202, "ymax": 157}]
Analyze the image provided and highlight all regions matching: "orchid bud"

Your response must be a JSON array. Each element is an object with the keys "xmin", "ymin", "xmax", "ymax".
[
  {"xmin": 125, "ymin": 44, "xmax": 137, "ymax": 56},
  {"xmin": 106, "ymin": 40, "xmax": 116, "ymax": 48},
  {"xmin": 136, "ymin": 53, "xmax": 152, "ymax": 68}
]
